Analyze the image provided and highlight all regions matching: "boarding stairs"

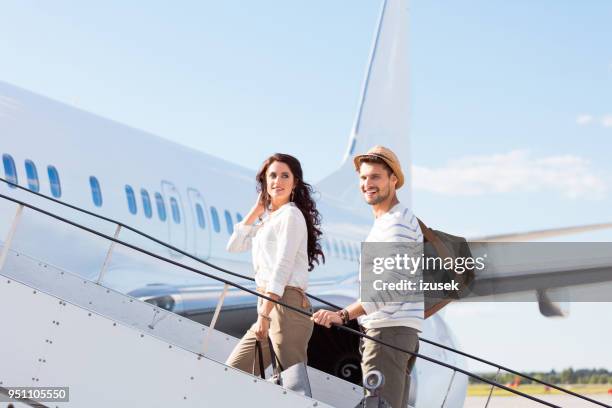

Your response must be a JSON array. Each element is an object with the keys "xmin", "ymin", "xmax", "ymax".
[
  {"xmin": 0, "ymin": 205, "xmax": 364, "ymax": 406},
  {"xmin": 0, "ymin": 180, "xmax": 610, "ymax": 408}
]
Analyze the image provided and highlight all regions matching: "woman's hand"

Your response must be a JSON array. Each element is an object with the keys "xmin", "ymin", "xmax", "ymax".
[
  {"xmin": 312, "ymin": 309, "xmax": 343, "ymax": 328},
  {"xmin": 244, "ymin": 192, "xmax": 266, "ymax": 225},
  {"xmin": 254, "ymin": 315, "xmax": 270, "ymax": 340}
]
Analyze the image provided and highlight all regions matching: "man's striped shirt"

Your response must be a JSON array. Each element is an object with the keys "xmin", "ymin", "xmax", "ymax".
[{"xmin": 358, "ymin": 203, "xmax": 425, "ymax": 331}]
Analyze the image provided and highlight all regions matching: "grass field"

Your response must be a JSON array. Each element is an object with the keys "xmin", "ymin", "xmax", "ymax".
[{"xmin": 468, "ymin": 383, "xmax": 612, "ymax": 397}]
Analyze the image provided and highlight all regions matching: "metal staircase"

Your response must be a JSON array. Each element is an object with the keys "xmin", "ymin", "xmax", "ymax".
[{"xmin": 1, "ymin": 179, "xmax": 609, "ymax": 408}]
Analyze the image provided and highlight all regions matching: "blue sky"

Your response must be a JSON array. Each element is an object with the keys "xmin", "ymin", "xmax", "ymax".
[{"xmin": 1, "ymin": 1, "xmax": 611, "ymax": 371}]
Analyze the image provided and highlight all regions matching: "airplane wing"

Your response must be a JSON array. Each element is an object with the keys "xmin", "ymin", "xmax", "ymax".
[
  {"xmin": 470, "ymin": 222, "xmax": 612, "ymax": 242},
  {"xmin": 455, "ymin": 224, "xmax": 612, "ymax": 316}
]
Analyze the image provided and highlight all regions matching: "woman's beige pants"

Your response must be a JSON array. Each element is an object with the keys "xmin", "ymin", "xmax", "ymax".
[{"xmin": 226, "ymin": 287, "xmax": 313, "ymax": 376}]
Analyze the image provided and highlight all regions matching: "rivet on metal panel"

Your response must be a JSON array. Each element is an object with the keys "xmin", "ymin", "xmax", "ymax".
[
  {"xmin": 140, "ymin": 334, "xmax": 144, "ymax": 338},
  {"xmin": 43, "ymin": 360, "xmax": 46, "ymax": 363},
  {"xmin": 169, "ymin": 345, "xmax": 172, "ymax": 349},
  {"xmin": 88, "ymin": 313, "xmax": 91, "ymax": 317},
  {"xmin": 113, "ymin": 323, "xmax": 116, "ymax": 326},
  {"xmin": 89, "ymin": 301, "xmax": 92, "ymax": 305},
  {"xmin": 253, "ymin": 379, "xmax": 257, "ymax": 383},
  {"xmin": 33, "ymin": 290, "xmax": 37, "ymax": 294},
  {"xmin": 283, "ymin": 391, "xmax": 287, "ymax": 395},
  {"xmin": 313, "ymin": 403, "xmax": 318, "ymax": 407},
  {"xmin": 7, "ymin": 280, "xmax": 10, "ymax": 283},
  {"xmin": 183, "ymin": 397, "xmax": 187, "ymax": 400},
  {"xmin": 60, "ymin": 271, "xmax": 64, "ymax": 275},
  {"xmin": 224, "ymin": 368, "xmax": 228, "ymax": 371},
  {"xmin": 106, "ymin": 290, "xmax": 110, "ymax": 293},
  {"xmin": 190, "ymin": 377, "xmax": 194, "ymax": 380},
  {"xmin": 83, "ymin": 280, "xmax": 87, "ymax": 284}
]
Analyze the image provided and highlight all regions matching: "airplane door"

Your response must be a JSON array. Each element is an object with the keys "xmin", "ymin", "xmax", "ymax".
[
  {"xmin": 187, "ymin": 188, "xmax": 211, "ymax": 260},
  {"xmin": 161, "ymin": 181, "xmax": 187, "ymax": 257}
]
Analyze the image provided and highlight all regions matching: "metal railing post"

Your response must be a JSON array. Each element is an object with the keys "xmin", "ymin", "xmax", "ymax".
[
  {"xmin": 484, "ymin": 367, "xmax": 501, "ymax": 408},
  {"xmin": 0, "ymin": 204, "xmax": 24, "ymax": 272},
  {"xmin": 201, "ymin": 283, "xmax": 229, "ymax": 355},
  {"xmin": 441, "ymin": 370, "xmax": 456, "ymax": 408},
  {"xmin": 96, "ymin": 224, "xmax": 121, "ymax": 285}
]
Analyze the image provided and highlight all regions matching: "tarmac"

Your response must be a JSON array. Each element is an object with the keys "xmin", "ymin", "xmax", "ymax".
[{"xmin": 464, "ymin": 393, "xmax": 612, "ymax": 408}]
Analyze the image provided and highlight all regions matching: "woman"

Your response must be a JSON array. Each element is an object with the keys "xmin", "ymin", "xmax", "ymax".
[{"xmin": 225, "ymin": 153, "xmax": 325, "ymax": 376}]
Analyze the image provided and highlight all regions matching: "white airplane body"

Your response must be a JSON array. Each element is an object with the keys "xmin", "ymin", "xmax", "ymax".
[{"xmin": 0, "ymin": 74, "xmax": 467, "ymax": 407}]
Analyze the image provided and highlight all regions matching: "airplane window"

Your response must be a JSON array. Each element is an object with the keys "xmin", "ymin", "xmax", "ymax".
[
  {"xmin": 236, "ymin": 212, "xmax": 243, "ymax": 222},
  {"xmin": 90, "ymin": 176, "xmax": 103, "ymax": 207},
  {"xmin": 224, "ymin": 210, "xmax": 234, "ymax": 234},
  {"xmin": 2, "ymin": 154, "xmax": 18, "ymax": 188},
  {"xmin": 210, "ymin": 206, "xmax": 220, "ymax": 233},
  {"xmin": 47, "ymin": 165, "xmax": 61, "ymax": 198},
  {"xmin": 24, "ymin": 159, "xmax": 40, "ymax": 193},
  {"xmin": 170, "ymin": 197, "xmax": 181, "ymax": 224},
  {"xmin": 154, "ymin": 193, "xmax": 167, "ymax": 222},
  {"xmin": 346, "ymin": 242, "xmax": 354, "ymax": 261},
  {"xmin": 322, "ymin": 239, "xmax": 330, "ymax": 254},
  {"xmin": 125, "ymin": 185, "xmax": 137, "ymax": 214},
  {"xmin": 195, "ymin": 203, "xmax": 206, "ymax": 229},
  {"xmin": 332, "ymin": 239, "xmax": 339, "ymax": 258},
  {"xmin": 141, "ymin": 189, "xmax": 152, "ymax": 219}
]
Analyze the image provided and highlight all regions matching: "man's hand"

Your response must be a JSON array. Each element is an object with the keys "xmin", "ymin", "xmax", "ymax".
[
  {"xmin": 253, "ymin": 315, "xmax": 270, "ymax": 340},
  {"xmin": 312, "ymin": 309, "xmax": 343, "ymax": 328}
]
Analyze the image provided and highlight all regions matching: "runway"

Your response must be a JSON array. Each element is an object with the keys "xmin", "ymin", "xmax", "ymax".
[{"xmin": 464, "ymin": 393, "xmax": 612, "ymax": 407}]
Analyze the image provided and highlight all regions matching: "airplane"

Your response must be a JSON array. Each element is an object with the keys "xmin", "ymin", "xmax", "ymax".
[{"xmin": 1, "ymin": 0, "xmax": 611, "ymax": 407}]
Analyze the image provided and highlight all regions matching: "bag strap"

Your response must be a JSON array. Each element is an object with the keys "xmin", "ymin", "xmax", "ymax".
[
  {"xmin": 417, "ymin": 218, "xmax": 452, "ymax": 259},
  {"xmin": 253, "ymin": 340, "xmax": 265, "ymax": 379},
  {"xmin": 267, "ymin": 336, "xmax": 284, "ymax": 375}
]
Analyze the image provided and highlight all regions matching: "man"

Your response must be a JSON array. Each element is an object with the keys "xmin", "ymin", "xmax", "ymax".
[{"xmin": 312, "ymin": 145, "xmax": 423, "ymax": 408}]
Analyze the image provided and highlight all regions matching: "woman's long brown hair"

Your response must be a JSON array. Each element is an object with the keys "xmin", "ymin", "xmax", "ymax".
[{"xmin": 256, "ymin": 153, "xmax": 325, "ymax": 271}]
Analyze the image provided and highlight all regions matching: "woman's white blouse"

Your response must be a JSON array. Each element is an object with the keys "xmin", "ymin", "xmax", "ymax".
[{"xmin": 226, "ymin": 203, "xmax": 309, "ymax": 296}]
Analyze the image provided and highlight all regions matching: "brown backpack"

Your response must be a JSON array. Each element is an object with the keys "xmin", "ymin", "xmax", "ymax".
[{"xmin": 417, "ymin": 219, "xmax": 475, "ymax": 318}]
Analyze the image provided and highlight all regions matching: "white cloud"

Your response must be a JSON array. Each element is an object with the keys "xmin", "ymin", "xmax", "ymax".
[
  {"xmin": 576, "ymin": 114, "xmax": 594, "ymax": 125},
  {"xmin": 601, "ymin": 115, "xmax": 612, "ymax": 128},
  {"xmin": 412, "ymin": 150, "xmax": 607, "ymax": 199}
]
